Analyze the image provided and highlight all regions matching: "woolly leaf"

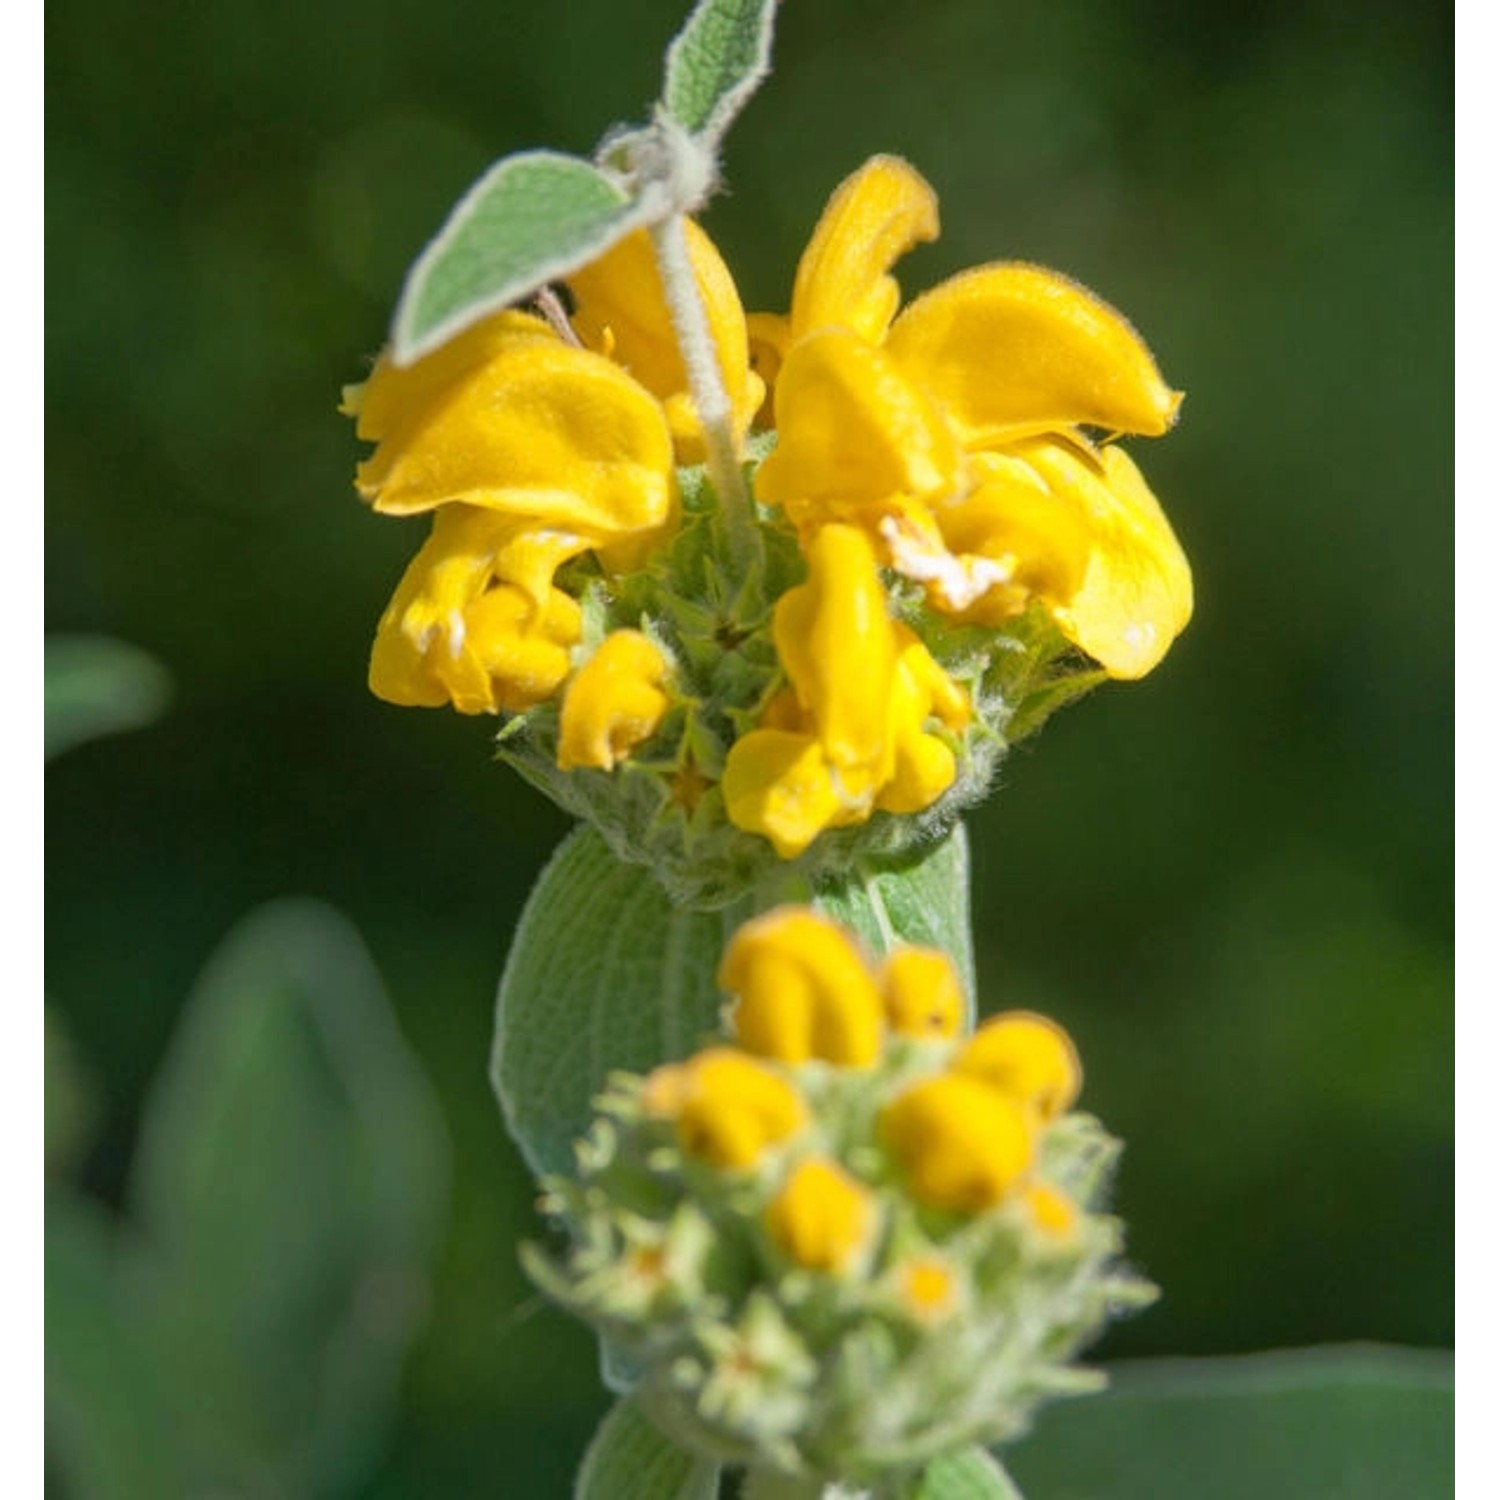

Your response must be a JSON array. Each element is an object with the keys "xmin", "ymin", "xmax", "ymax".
[
  {"xmin": 391, "ymin": 151, "xmax": 651, "ymax": 364},
  {"xmin": 662, "ymin": 0, "xmax": 778, "ymax": 146}
]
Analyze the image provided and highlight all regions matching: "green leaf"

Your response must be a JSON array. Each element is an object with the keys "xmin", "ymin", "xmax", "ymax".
[
  {"xmin": 126, "ymin": 898, "xmax": 449, "ymax": 1497},
  {"xmin": 662, "ymin": 0, "xmax": 778, "ymax": 145},
  {"xmin": 814, "ymin": 824, "xmax": 976, "ymax": 1026},
  {"xmin": 45, "ymin": 634, "xmax": 171, "ymax": 760},
  {"xmin": 904, "ymin": 1446, "xmax": 1023, "ymax": 1500},
  {"xmin": 45, "ymin": 1194, "xmax": 183, "ymax": 1500},
  {"xmin": 493, "ymin": 825, "xmax": 731, "ymax": 1178},
  {"xmin": 392, "ymin": 150, "xmax": 652, "ymax": 364},
  {"xmin": 574, "ymin": 1397, "xmax": 720, "ymax": 1500},
  {"xmin": 1006, "ymin": 1345, "xmax": 1454, "ymax": 1500}
]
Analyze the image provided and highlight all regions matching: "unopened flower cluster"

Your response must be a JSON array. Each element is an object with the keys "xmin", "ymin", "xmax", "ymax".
[
  {"xmin": 524, "ymin": 907, "xmax": 1153, "ymax": 1488},
  {"xmin": 346, "ymin": 157, "xmax": 1192, "ymax": 903}
]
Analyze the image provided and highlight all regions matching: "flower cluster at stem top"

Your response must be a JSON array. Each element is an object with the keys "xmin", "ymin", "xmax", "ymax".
[
  {"xmin": 346, "ymin": 157, "xmax": 1192, "ymax": 882},
  {"xmin": 524, "ymin": 906, "xmax": 1153, "ymax": 1487}
]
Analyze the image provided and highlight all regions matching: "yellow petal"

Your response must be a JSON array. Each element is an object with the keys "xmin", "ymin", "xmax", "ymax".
[
  {"xmin": 720, "ymin": 907, "xmax": 884, "ymax": 1067},
  {"xmin": 886, "ymin": 263, "xmax": 1183, "ymax": 444},
  {"xmin": 880, "ymin": 1074, "xmax": 1034, "ymax": 1213},
  {"xmin": 557, "ymin": 629, "xmax": 671, "ymax": 771},
  {"xmin": 1021, "ymin": 439, "xmax": 1193, "ymax": 678},
  {"xmin": 722, "ymin": 729, "xmax": 850, "ymax": 860},
  {"xmin": 875, "ymin": 627, "xmax": 968, "ymax": 815},
  {"xmin": 790, "ymin": 155, "xmax": 940, "ymax": 343},
  {"xmin": 764, "ymin": 1158, "xmax": 876, "ymax": 1273},
  {"xmin": 757, "ymin": 330, "xmax": 960, "ymax": 532},
  {"xmin": 368, "ymin": 507, "xmax": 581, "ymax": 715},
  {"xmin": 880, "ymin": 947, "xmax": 965, "ymax": 1040},
  {"xmin": 353, "ymin": 313, "xmax": 676, "ymax": 538},
  {"xmin": 745, "ymin": 311, "xmax": 790, "ymax": 426},
  {"xmin": 774, "ymin": 523, "xmax": 899, "ymax": 778},
  {"xmin": 567, "ymin": 220, "xmax": 763, "ymax": 459}
]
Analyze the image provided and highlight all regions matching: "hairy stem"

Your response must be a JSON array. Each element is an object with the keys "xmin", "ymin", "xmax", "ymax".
[{"xmin": 648, "ymin": 213, "xmax": 759, "ymax": 563}]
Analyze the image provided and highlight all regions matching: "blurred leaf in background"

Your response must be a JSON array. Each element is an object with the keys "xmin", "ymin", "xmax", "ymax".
[{"xmin": 46, "ymin": 899, "xmax": 450, "ymax": 1498}]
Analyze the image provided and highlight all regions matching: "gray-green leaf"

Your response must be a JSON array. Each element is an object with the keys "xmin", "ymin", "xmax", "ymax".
[
  {"xmin": 814, "ymin": 825, "xmax": 976, "ymax": 1027},
  {"xmin": 903, "ymin": 1447, "xmax": 1023, "ymax": 1500},
  {"xmin": 391, "ymin": 150, "xmax": 652, "ymax": 365},
  {"xmin": 1007, "ymin": 1345, "xmax": 1454, "ymax": 1500},
  {"xmin": 575, "ymin": 1397, "xmax": 720, "ymax": 1500},
  {"xmin": 45, "ymin": 635, "xmax": 171, "ymax": 760},
  {"xmin": 662, "ymin": 0, "xmax": 779, "ymax": 146},
  {"xmin": 493, "ymin": 825, "xmax": 731, "ymax": 1179},
  {"xmin": 126, "ymin": 898, "xmax": 449, "ymax": 1497}
]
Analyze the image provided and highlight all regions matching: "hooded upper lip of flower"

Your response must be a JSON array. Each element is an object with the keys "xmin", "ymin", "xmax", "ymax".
[{"xmin": 747, "ymin": 154, "xmax": 1193, "ymax": 682}]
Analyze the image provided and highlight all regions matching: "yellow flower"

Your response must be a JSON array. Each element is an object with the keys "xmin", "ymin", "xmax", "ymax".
[
  {"xmin": 753, "ymin": 156, "xmax": 1192, "ymax": 680},
  {"xmin": 368, "ymin": 504, "xmax": 583, "ymax": 714},
  {"xmin": 880, "ymin": 1074, "xmax": 1034, "ymax": 1213},
  {"xmin": 567, "ymin": 220, "xmax": 764, "ymax": 464},
  {"xmin": 879, "ymin": 947, "xmax": 965, "ymax": 1041},
  {"xmin": 557, "ymin": 630, "xmax": 672, "ymax": 771},
  {"xmin": 655, "ymin": 1047, "xmax": 808, "ymax": 1171},
  {"xmin": 721, "ymin": 525, "xmax": 970, "ymax": 858},
  {"xmin": 348, "ymin": 309, "xmax": 680, "ymax": 714},
  {"xmin": 718, "ymin": 907, "xmax": 884, "ymax": 1067},
  {"xmin": 764, "ymin": 1157, "xmax": 876, "ymax": 1273},
  {"xmin": 954, "ymin": 1011, "xmax": 1082, "ymax": 1124}
]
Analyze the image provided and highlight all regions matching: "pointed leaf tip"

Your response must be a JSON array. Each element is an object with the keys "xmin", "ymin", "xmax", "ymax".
[{"xmin": 662, "ymin": 0, "xmax": 779, "ymax": 145}]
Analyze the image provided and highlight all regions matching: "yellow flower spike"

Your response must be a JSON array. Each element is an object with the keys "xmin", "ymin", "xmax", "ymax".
[
  {"xmin": 673, "ymin": 1048, "xmax": 808, "ymax": 1171},
  {"xmin": 566, "ymin": 220, "xmax": 764, "ymax": 460},
  {"xmin": 955, "ymin": 1011, "xmax": 1082, "ymax": 1124},
  {"xmin": 719, "ymin": 907, "xmax": 884, "ymax": 1067},
  {"xmin": 1025, "ymin": 1183, "xmax": 1080, "ymax": 1242},
  {"xmin": 896, "ymin": 1254, "xmax": 960, "ymax": 1322},
  {"xmin": 352, "ymin": 309, "xmax": 677, "ymax": 542},
  {"xmin": 1025, "ymin": 440, "xmax": 1193, "ymax": 680},
  {"xmin": 885, "ymin": 262, "xmax": 1183, "ymax": 445},
  {"xmin": 764, "ymin": 1157, "xmax": 876, "ymax": 1274},
  {"xmin": 789, "ymin": 154, "xmax": 940, "ymax": 344},
  {"xmin": 557, "ymin": 629, "xmax": 672, "ymax": 772},
  {"xmin": 880, "ymin": 947, "xmax": 965, "ymax": 1041},
  {"xmin": 368, "ymin": 505, "xmax": 582, "ymax": 715},
  {"xmin": 757, "ymin": 330, "xmax": 960, "ymax": 535},
  {"xmin": 881, "ymin": 1074, "xmax": 1035, "ymax": 1214},
  {"xmin": 774, "ymin": 524, "xmax": 899, "ymax": 779}
]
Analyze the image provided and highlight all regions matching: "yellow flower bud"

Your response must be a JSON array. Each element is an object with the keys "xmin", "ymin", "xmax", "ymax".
[
  {"xmin": 1024, "ymin": 1182, "xmax": 1079, "ymax": 1242},
  {"xmin": 764, "ymin": 1158, "xmax": 876, "ymax": 1274},
  {"xmin": 879, "ymin": 947, "xmax": 965, "ymax": 1041},
  {"xmin": 954, "ymin": 1011, "xmax": 1082, "ymax": 1123},
  {"xmin": 880, "ymin": 1074, "xmax": 1034, "ymax": 1213},
  {"xmin": 557, "ymin": 630, "xmax": 671, "ymax": 771},
  {"xmin": 672, "ymin": 1048, "xmax": 807, "ymax": 1171},
  {"xmin": 896, "ymin": 1254, "xmax": 960, "ymax": 1322},
  {"xmin": 719, "ymin": 908, "xmax": 884, "ymax": 1067}
]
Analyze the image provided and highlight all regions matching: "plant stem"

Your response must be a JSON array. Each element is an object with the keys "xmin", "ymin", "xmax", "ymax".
[{"xmin": 648, "ymin": 213, "xmax": 759, "ymax": 564}]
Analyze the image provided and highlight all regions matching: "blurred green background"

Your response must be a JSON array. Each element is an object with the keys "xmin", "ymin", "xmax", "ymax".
[{"xmin": 47, "ymin": 0, "xmax": 1452, "ymax": 1494}]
